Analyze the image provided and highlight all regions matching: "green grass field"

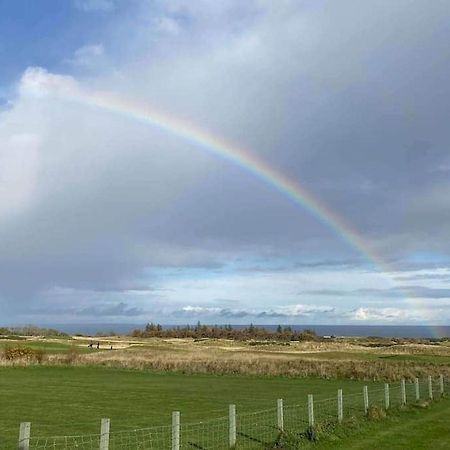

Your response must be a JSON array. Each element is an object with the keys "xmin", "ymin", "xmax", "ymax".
[
  {"xmin": 1, "ymin": 337, "xmax": 449, "ymax": 448},
  {"xmin": 305, "ymin": 399, "xmax": 450, "ymax": 450},
  {"xmin": 0, "ymin": 339, "xmax": 105, "ymax": 354},
  {"xmin": 2, "ymin": 366, "xmax": 376, "ymax": 448}
]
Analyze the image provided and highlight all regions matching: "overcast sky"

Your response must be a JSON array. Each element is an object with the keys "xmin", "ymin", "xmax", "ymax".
[{"xmin": 1, "ymin": 0, "xmax": 450, "ymax": 326}]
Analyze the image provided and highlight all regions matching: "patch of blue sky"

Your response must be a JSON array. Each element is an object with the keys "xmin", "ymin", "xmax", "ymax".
[
  {"xmin": 0, "ymin": 0, "xmax": 116, "ymax": 89},
  {"xmin": 406, "ymin": 252, "xmax": 450, "ymax": 266}
]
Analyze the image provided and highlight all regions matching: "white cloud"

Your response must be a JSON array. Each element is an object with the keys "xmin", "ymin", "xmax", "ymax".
[
  {"xmin": 351, "ymin": 307, "xmax": 414, "ymax": 322},
  {"xmin": 181, "ymin": 306, "xmax": 222, "ymax": 314},
  {"xmin": 18, "ymin": 67, "xmax": 78, "ymax": 98},
  {"xmin": 172, "ymin": 302, "xmax": 443, "ymax": 324},
  {"xmin": 274, "ymin": 304, "xmax": 335, "ymax": 316},
  {"xmin": 177, "ymin": 303, "xmax": 334, "ymax": 319},
  {"xmin": 67, "ymin": 44, "xmax": 105, "ymax": 68},
  {"xmin": 0, "ymin": 133, "xmax": 40, "ymax": 217}
]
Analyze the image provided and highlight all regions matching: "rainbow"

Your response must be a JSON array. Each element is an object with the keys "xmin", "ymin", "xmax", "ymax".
[
  {"xmin": 67, "ymin": 91, "xmax": 382, "ymax": 264},
  {"xmin": 55, "ymin": 88, "xmax": 447, "ymax": 337}
]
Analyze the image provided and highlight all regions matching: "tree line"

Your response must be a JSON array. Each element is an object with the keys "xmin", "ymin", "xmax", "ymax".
[
  {"xmin": 0, "ymin": 325, "xmax": 68, "ymax": 338},
  {"xmin": 130, "ymin": 322, "xmax": 321, "ymax": 341}
]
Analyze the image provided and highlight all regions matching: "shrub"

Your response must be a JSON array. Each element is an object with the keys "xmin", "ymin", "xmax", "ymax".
[
  {"xmin": 366, "ymin": 405, "xmax": 386, "ymax": 421},
  {"xmin": 64, "ymin": 346, "xmax": 80, "ymax": 364},
  {"xmin": 34, "ymin": 349, "xmax": 45, "ymax": 364},
  {"xmin": 3, "ymin": 346, "xmax": 45, "ymax": 363}
]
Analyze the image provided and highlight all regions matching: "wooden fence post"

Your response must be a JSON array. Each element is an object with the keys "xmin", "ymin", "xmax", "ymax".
[
  {"xmin": 337, "ymin": 389, "xmax": 343, "ymax": 423},
  {"xmin": 172, "ymin": 411, "xmax": 180, "ymax": 450},
  {"xmin": 229, "ymin": 404, "xmax": 236, "ymax": 448},
  {"xmin": 99, "ymin": 418, "xmax": 110, "ymax": 450},
  {"xmin": 428, "ymin": 376, "xmax": 433, "ymax": 400},
  {"xmin": 18, "ymin": 422, "xmax": 31, "ymax": 450},
  {"xmin": 415, "ymin": 378, "xmax": 420, "ymax": 401},
  {"xmin": 439, "ymin": 374, "xmax": 444, "ymax": 396},
  {"xmin": 363, "ymin": 386, "xmax": 369, "ymax": 415},
  {"xmin": 277, "ymin": 399, "xmax": 284, "ymax": 432},
  {"xmin": 384, "ymin": 383, "xmax": 390, "ymax": 410},
  {"xmin": 308, "ymin": 394, "xmax": 314, "ymax": 427},
  {"xmin": 401, "ymin": 379, "xmax": 406, "ymax": 405}
]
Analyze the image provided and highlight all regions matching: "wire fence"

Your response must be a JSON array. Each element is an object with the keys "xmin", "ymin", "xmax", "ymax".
[{"xmin": 18, "ymin": 375, "xmax": 448, "ymax": 450}]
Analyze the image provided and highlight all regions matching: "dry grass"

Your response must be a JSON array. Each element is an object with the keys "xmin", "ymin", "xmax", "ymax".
[
  {"xmin": 1, "ymin": 346, "xmax": 449, "ymax": 381},
  {"xmin": 1, "ymin": 336, "xmax": 449, "ymax": 381},
  {"xmin": 84, "ymin": 350, "xmax": 450, "ymax": 380}
]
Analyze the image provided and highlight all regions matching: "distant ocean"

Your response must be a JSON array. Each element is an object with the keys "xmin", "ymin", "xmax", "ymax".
[{"xmin": 43, "ymin": 323, "xmax": 450, "ymax": 338}]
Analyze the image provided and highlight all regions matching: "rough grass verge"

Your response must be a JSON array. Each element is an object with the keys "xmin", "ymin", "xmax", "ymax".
[
  {"xmin": 270, "ymin": 399, "xmax": 448, "ymax": 449},
  {"xmin": 1, "ymin": 350, "xmax": 450, "ymax": 381}
]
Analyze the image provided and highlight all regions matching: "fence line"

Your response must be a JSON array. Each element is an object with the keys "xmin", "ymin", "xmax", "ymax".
[{"xmin": 19, "ymin": 376, "xmax": 448, "ymax": 450}]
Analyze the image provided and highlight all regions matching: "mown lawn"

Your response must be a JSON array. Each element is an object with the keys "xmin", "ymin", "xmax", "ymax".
[{"xmin": 2, "ymin": 365, "xmax": 374, "ymax": 448}]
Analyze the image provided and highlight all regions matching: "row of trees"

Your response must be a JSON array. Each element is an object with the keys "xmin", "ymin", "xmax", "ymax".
[
  {"xmin": 130, "ymin": 322, "xmax": 320, "ymax": 341},
  {"xmin": 0, "ymin": 325, "xmax": 68, "ymax": 338}
]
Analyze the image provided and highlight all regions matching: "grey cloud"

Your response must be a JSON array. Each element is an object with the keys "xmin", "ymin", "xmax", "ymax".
[
  {"xmin": 119, "ymin": 0, "xmax": 450, "ymax": 256},
  {"xmin": 173, "ymin": 307, "xmax": 251, "ymax": 319},
  {"xmin": 256, "ymin": 309, "xmax": 335, "ymax": 319},
  {"xmin": 173, "ymin": 304, "xmax": 336, "ymax": 319},
  {"xmin": 27, "ymin": 300, "xmax": 145, "ymax": 318},
  {"xmin": 241, "ymin": 259, "xmax": 364, "ymax": 273},
  {"xmin": 303, "ymin": 286, "xmax": 450, "ymax": 299},
  {"xmin": 212, "ymin": 298, "xmax": 240, "ymax": 305},
  {"xmin": 78, "ymin": 302, "xmax": 143, "ymax": 317},
  {"xmin": 2, "ymin": 1, "xmax": 450, "ymax": 321},
  {"xmin": 394, "ymin": 273, "xmax": 450, "ymax": 282},
  {"xmin": 218, "ymin": 309, "xmax": 251, "ymax": 319},
  {"xmin": 393, "ymin": 287, "xmax": 450, "ymax": 299}
]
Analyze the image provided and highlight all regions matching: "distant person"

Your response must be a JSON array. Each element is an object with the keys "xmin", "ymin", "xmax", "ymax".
[
  {"xmin": 96, "ymin": 342, "xmax": 100, "ymax": 349},
  {"xmin": 110, "ymin": 345, "xmax": 113, "ymax": 350}
]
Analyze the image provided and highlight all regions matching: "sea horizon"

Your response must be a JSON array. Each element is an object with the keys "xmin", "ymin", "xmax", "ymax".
[{"xmin": 4, "ymin": 323, "xmax": 449, "ymax": 339}]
